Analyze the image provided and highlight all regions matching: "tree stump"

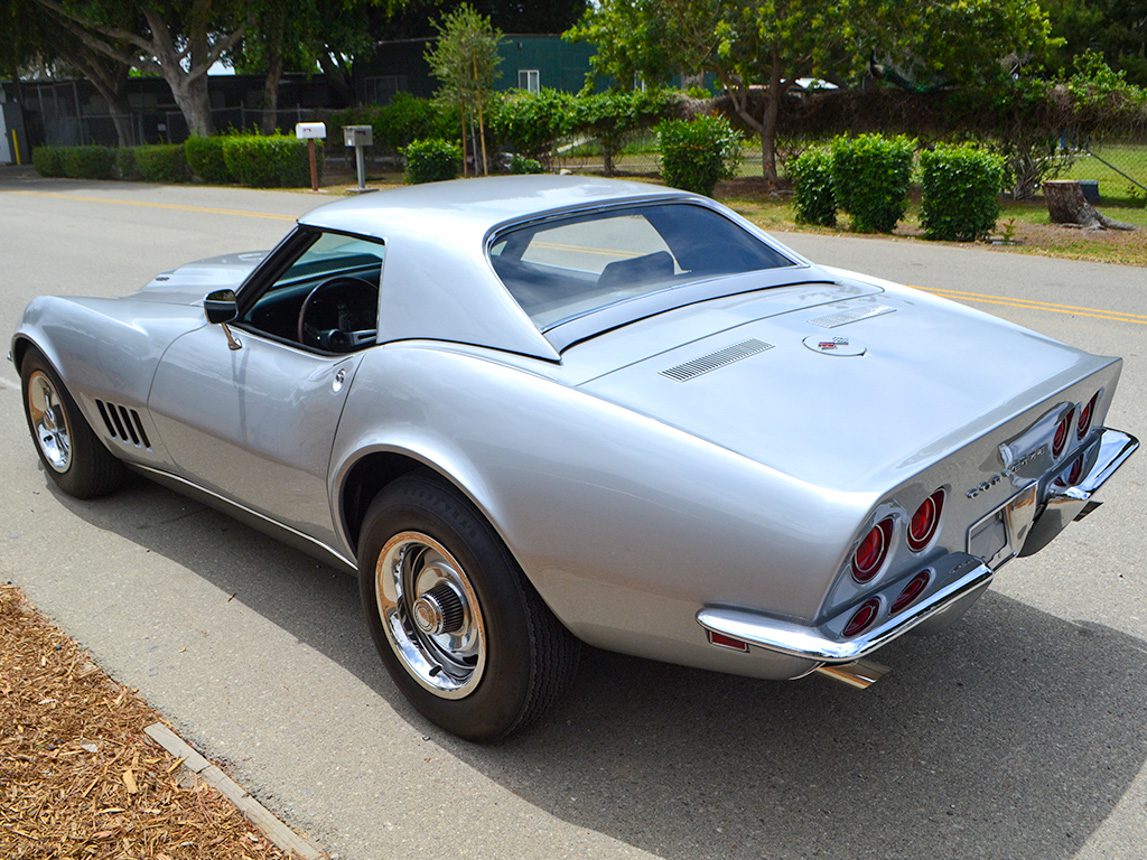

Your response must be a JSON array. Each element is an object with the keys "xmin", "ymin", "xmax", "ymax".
[{"xmin": 1043, "ymin": 180, "xmax": 1135, "ymax": 230}]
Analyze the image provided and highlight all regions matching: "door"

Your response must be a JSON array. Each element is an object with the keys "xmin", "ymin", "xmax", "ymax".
[{"xmin": 146, "ymin": 227, "xmax": 386, "ymax": 549}]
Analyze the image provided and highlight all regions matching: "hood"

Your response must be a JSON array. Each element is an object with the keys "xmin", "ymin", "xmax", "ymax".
[
  {"xmin": 575, "ymin": 277, "xmax": 1107, "ymax": 493},
  {"xmin": 128, "ymin": 251, "xmax": 268, "ymax": 306}
]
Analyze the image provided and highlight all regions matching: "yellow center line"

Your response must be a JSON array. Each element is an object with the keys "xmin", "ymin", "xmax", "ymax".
[
  {"xmin": 918, "ymin": 285, "xmax": 1147, "ymax": 321},
  {"xmin": 4, "ymin": 190, "xmax": 297, "ymax": 222},
  {"xmin": 914, "ymin": 285, "xmax": 1147, "ymax": 326}
]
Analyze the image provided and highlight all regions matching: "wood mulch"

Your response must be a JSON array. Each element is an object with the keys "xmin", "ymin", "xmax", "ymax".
[{"xmin": 0, "ymin": 584, "xmax": 291, "ymax": 859}]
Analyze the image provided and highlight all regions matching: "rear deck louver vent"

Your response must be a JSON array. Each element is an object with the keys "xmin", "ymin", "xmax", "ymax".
[
  {"xmin": 660, "ymin": 339, "xmax": 774, "ymax": 382},
  {"xmin": 95, "ymin": 400, "xmax": 152, "ymax": 449}
]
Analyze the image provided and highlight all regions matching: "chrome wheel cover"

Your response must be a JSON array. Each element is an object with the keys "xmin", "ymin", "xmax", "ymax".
[
  {"xmin": 26, "ymin": 370, "xmax": 72, "ymax": 473},
  {"xmin": 375, "ymin": 531, "xmax": 487, "ymax": 699}
]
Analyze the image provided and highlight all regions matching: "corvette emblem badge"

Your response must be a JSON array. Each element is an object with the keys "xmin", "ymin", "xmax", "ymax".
[{"xmin": 803, "ymin": 334, "xmax": 867, "ymax": 356}]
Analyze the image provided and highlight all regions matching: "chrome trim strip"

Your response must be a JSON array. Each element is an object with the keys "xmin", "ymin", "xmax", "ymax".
[
  {"xmin": 1048, "ymin": 428, "xmax": 1138, "ymax": 504},
  {"xmin": 129, "ymin": 463, "xmax": 357, "ymax": 569},
  {"xmin": 697, "ymin": 560, "xmax": 994, "ymax": 663}
]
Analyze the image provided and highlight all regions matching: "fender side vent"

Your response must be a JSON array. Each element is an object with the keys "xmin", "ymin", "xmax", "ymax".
[
  {"xmin": 660, "ymin": 338, "xmax": 773, "ymax": 382},
  {"xmin": 95, "ymin": 399, "xmax": 152, "ymax": 449}
]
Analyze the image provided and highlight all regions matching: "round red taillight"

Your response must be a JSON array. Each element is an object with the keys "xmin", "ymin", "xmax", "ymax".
[
  {"xmin": 1053, "ymin": 407, "xmax": 1075, "ymax": 458},
  {"xmin": 907, "ymin": 490, "xmax": 944, "ymax": 552},
  {"xmin": 852, "ymin": 518, "xmax": 893, "ymax": 582},
  {"xmin": 1068, "ymin": 455, "xmax": 1084, "ymax": 485},
  {"xmin": 1077, "ymin": 392, "xmax": 1098, "ymax": 439},
  {"xmin": 891, "ymin": 571, "xmax": 930, "ymax": 613},
  {"xmin": 843, "ymin": 598, "xmax": 881, "ymax": 637}
]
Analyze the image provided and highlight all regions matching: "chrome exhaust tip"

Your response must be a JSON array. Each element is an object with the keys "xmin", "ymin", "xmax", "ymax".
[{"xmin": 815, "ymin": 658, "xmax": 891, "ymax": 690}]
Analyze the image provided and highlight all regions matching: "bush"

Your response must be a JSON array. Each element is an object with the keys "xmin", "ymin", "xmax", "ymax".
[
  {"xmin": 489, "ymin": 89, "xmax": 575, "ymax": 162},
  {"xmin": 509, "ymin": 154, "xmax": 544, "ymax": 174},
  {"xmin": 402, "ymin": 138, "xmax": 462, "ymax": 184},
  {"xmin": 115, "ymin": 147, "xmax": 139, "ymax": 180},
  {"xmin": 32, "ymin": 146, "xmax": 65, "ymax": 177},
  {"xmin": 61, "ymin": 145, "xmax": 116, "ymax": 179},
  {"xmin": 830, "ymin": 133, "xmax": 916, "ymax": 233},
  {"xmin": 655, "ymin": 115, "xmax": 743, "ymax": 196},
  {"xmin": 135, "ymin": 144, "xmax": 190, "ymax": 183},
  {"xmin": 790, "ymin": 148, "xmax": 837, "ymax": 226},
  {"xmin": 184, "ymin": 135, "xmax": 233, "ymax": 183},
  {"xmin": 919, "ymin": 144, "xmax": 1005, "ymax": 241},
  {"xmin": 222, "ymin": 135, "xmax": 317, "ymax": 187}
]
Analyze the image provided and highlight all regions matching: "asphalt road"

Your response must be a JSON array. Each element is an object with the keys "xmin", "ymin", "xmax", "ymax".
[{"xmin": 1, "ymin": 170, "xmax": 1145, "ymax": 860}]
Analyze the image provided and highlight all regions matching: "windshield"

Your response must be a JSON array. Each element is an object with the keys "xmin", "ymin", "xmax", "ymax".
[{"xmin": 488, "ymin": 202, "xmax": 795, "ymax": 329}]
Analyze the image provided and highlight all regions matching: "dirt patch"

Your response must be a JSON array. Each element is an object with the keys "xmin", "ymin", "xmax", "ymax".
[{"xmin": 0, "ymin": 584, "xmax": 294, "ymax": 859}]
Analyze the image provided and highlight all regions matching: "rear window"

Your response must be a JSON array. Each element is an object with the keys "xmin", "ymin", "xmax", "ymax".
[{"xmin": 489, "ymin": 202, "xmax": 794, "ymax": 329}]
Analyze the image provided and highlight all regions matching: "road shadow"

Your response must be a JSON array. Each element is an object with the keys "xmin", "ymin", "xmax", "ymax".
[{"xmin": 56, "ymin": 472, "xmax": 1147, "ymax": 860}]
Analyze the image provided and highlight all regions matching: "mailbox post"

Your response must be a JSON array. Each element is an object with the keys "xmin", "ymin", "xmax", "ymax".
[
  {"xmin": 294, "ymin": 122, "xmax": 327, "ymax": 192},
  {"xmin": 344, "ymin": 125, "xmax": 374, "ymax": 194}
]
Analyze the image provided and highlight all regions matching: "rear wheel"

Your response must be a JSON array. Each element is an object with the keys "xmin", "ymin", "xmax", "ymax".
[
  {"xmin": 358, "ymin": 472, "xmax": 579, "ymax": 741},
  {"xmin": 20, "ymin": 347, "xmax": 124, "ymax": 499}
]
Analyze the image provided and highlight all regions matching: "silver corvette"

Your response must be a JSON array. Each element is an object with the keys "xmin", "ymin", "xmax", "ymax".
[{"xmin": 12, "ymin": 176, "xmax": 1138, "ymax": 740}]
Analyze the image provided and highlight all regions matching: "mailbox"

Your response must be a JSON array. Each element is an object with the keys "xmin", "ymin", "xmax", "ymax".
[
  {"xmin": 295, "ymin": 121, "xmax": 327, "ymax": 140},
  {"xmin": 344, "ymin": 125, "xmax": 373, "ymax": 147}
]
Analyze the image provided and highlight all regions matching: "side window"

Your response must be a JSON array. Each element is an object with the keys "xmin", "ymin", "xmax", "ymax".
[{"xmin": 240, "ymin": 232, "xmax": 385, "ymax": 353}]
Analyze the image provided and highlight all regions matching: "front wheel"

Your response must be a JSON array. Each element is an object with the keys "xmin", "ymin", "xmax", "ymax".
[
  {"xmin": 358, "ymin": 473, "xmax": 579, "ymax": 741},
  {"xmin": 20, "ymin": 346, "xmax": 124, "ymax": 499}
]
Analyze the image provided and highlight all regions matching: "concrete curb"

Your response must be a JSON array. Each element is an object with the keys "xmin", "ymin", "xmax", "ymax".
[{"xmin": 144, "ymin": 722, "xmax": 326, "ymax": 860}]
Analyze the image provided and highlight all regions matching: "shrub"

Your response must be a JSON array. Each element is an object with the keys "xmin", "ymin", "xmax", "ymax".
[
  {"xmin": 830, "ymin": 133, "xmax": 916, "ymax": 233},
  {"xmin": 135, "ymin": 144, "xmax": 190, "ymax": 183},
  {"xmin": 32, "ymin": 146, "xmax": 65, "ymax": 177},
  {"xmin": 655, "ymin": 115, "xmax": 743, "ymax": 196},
  {"xmin": 919, "ymin": 144, "xmax": 1005, "ymax": 241},
  {"xmin": 509, "ymin": 154, "xmax": 544, "ymax": 174},
  {"xmin": 489, "ymin": 89, "xmax": 575, "ymax": 161},
  {"xmin": 571, "ymin": 89, "xmax": 676, "ymax": 174},
  {"xmin": 790, "ymin": 148, "xmax": 837, "ymax": 226},
  {"xmin": 184, "ymin": 135, "xmax": 233, "ymax": 183},
  {"xmin": 115, "ymin": 147, "xmax": 139, "ymax": 180},
  {"xmin": 402, "ymin": 138, "xmax": 462, "ymax": 184},
  {"xmin": 61, "ymin": 145, "xmax": 116, "ymax": 179},
  {"xmin": 222, "ymin": 135, "xmax": 317, "ymax": 187}
]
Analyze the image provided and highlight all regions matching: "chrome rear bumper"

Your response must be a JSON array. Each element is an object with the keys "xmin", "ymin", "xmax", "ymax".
[
  {"xmin": 697, "ymin": 553, "xmax": 993, "ymax": 664},
  {"xmin": 1020, "ymin": 428, "xmax": 1138, "ymax": 556}
]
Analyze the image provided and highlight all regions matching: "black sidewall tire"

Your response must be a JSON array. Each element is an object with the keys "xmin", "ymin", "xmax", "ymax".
[
  {"xmin": 20, "ymin": 347, "xmax": 124, "ymax": 499},
  {"xmin": 358, "ymin": 473, "xmax": 565, "ymax": 742}
]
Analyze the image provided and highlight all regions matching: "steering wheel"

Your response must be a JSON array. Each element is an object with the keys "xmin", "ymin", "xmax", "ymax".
[{"xmin": 296, "ymin": 276, "xmax": 378, "ymax": 352}]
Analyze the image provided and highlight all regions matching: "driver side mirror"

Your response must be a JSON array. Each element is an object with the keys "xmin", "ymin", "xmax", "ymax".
[
  {"xmin": 204, "ymin": 289, "xmax": 238, "ymax": 324},
  {"xmin": 203, "ymin": 289, "xmax": 242, "ymax": 350}
]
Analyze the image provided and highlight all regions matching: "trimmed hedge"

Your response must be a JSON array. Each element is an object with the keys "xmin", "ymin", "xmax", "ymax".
[
  {"xmin": 830, "ymin": 133, "xmax": 916, "ymax": 233},
  {"xmin": 489, "ymin": 89, "xmax": 575, "ymax": 161},
  {"xmin": 135, "ymin": 144, "xmax": 190, "ymax": 183},
  {"xmin": 790, "ymin": 148, "xmax": 837, "ymax": 226},
  {"xmin": 655, "ymin": 115, "xmax": 743, "ymax": 196},
  {"xmin": 402, "ymin": 138, "xmax": 461, "ymax": 184},
  {"xmin": 32, "ymin": 146, "xmax": 65, "ymax": 177},
  {"xmin": 115, "ymin": 147, "xmax": 139, "ymax": 180},
  {"xmin": 920, "ymin": 144, "xmax": 1005, "ymax": 241},
  {"xmin": 184, "ymin": 135, "xmax": 233, "ymax": 183},
  {"xmin": 61, "ymin": 145, "xmax": 116, "ymax": 179},
  {"xmin": 327, "ymin": 93, "xmax": 456, "ymax": 155},
  {"xmin": 222, "ymin": 135, "xmax": 317, "ymax": 187}
]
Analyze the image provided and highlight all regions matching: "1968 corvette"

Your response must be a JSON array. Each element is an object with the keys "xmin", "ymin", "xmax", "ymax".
[{"xmin": 12, "ymin": 176, "xmax": 1137, "ymax": 740}]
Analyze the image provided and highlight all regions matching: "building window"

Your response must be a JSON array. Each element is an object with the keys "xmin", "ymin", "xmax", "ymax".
[
  {"xmin": 517, "ymin": 69, "xmax": 540, "ymax": 93},
  {"xmin": 363, "ymin": 75, "xmax": 408, "ymax": 104}
]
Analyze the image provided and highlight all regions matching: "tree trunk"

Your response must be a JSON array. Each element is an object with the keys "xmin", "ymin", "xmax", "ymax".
[
  {"xmin": 260, "ymin": 6, "xmax": 287, "ymax": 135},
  {"xmin": 460, "ymin": 110, "xmax": 469, "ymax": 177},
  {"xmin": 1044, "ymin": 180, "xmax": 1136, "ymax": 230},
  {"xmin": 165, "ymin": 69, "xmax": 214, "ymax": 137},
  {"xmin": 760, "ymin": 52, "xmax": 785, "ymax": 186},
  {"xmin": 318, "ymin": 51, "xmax": 354, "ymax": 106}
]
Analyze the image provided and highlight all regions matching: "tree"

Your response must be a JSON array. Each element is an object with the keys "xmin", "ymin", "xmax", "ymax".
[
  {"xmin": 425, "ymin": 4, "xmax": 502, "ymax": 175},
  {"xmin": 569, "ymin": 0, "xmax": 1055, "ymax": 183},
  {"xmin": 31, "ymin": 0, "xmax": 249, "ymax": 136},
  {"xmin": 2, "ymin": 0, "xmax": 137, "ymax": 146},
  {"xmin": 1041, "ymin": 0, "xmax": 1147, "ymax": 87}
]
